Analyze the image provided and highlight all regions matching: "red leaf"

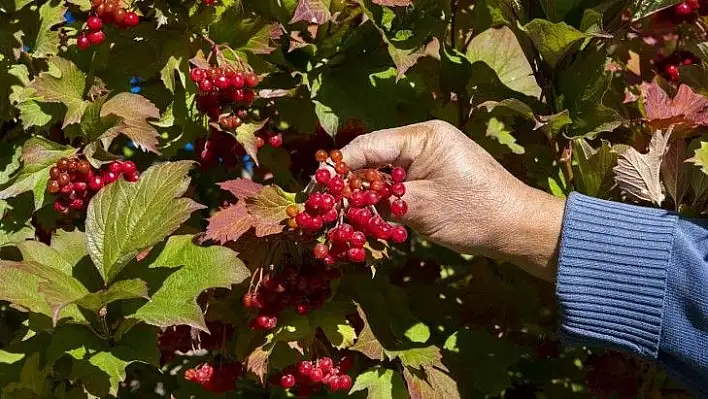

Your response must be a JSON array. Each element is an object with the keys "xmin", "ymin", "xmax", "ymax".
[
  {"xmin": 642, "ymin": 83, "xmax": 708, "ymax": 132},
  {"xmin": 373, "ymin": 0, "xmax": 412, "ymax": 6},
  {"xmin": 204, "ymin": 203, "xmax": 255, "ymax": 244},
  {"xmin": 289, "ymin": 0, "xmax": 331, "ymax": 25},
  {"xmin": 218, "ymin": 178, "xmax": 264, "ymax": 200}
]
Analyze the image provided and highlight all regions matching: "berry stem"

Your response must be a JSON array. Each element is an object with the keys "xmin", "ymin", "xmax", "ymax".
[{"xmin": 82, "ymin": 48, "xmax": 98, "ymax": 98}]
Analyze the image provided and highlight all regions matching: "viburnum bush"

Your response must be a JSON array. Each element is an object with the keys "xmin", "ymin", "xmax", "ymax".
[{"xmin": 1, "ymin": 0, "xmax": 707, "ymax": 397}]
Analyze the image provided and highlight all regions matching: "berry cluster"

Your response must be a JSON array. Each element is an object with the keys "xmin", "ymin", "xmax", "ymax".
[
  {"xmin": 243, "ymin": 264, "xmax": 340, "ymax": 330},
  {"xmin": 655, "ymin": 51, "xmax": 700, "ymax": 81},
  {"xmin": 190, "ymin": 66, "xmax": 259, "ymax": 124},
  {"xmin": 77, "ymin": 0, "xmax": 140, "ymax": 50},
  {"xmin": 46, "ymin": 158, "xmax": 139, "ymax": 216},
  {"xmin": 275, "ymin": 357, "xmax": 353, "ymax": 395},
  {"xmin": 195, "ymin": 127, "xmax": 246, "ymax": 170},
  {"xmin": 287, "ymin": 149, "xmax": 409, "ymax": 264},
  {"xmin": 184, "ymin": 362, "xmax": 243, "ymax": 394}
]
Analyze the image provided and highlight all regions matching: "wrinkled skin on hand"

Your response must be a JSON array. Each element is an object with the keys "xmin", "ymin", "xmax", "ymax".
[{"xmin": 341, "ymin": 120, "xmax": 565, "ymax": 282}]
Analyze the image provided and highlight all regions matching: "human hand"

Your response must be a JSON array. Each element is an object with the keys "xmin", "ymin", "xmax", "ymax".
[{"xmin": 341, "ymin": 120, "xmax": 565, "ymax": 281}]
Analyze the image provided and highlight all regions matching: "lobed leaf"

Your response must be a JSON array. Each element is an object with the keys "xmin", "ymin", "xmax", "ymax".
[
  {"xmin": 351, "ymin": 368, "xmax": 408, "ymax": 399},
  {"xmin": 85, "ymin": 161, "xmax": 204, "ymax": 283},
  {"xmin": 131, "ymin": 235, "xmax": 249, "ymax": 331},
  {"xmin": 100, "ymin": 93, "xmax": 162, "ymax": 154},
  {"xmin": 30, "ymin": 57, "xmax": 87, "ymax": 127}
]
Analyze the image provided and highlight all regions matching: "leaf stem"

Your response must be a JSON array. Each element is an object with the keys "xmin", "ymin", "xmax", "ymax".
[{"xmin": 83, "ymin": 48, "xmax": 98, "ymax": 99}]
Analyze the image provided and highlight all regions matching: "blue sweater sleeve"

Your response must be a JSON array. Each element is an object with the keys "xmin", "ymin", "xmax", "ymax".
[{"xmin": 556, "ymin": 192, "xmax": 708, "ymax": 397}]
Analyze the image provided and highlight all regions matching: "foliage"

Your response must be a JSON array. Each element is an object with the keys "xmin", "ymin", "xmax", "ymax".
[{"xmin": 0, "ymin": 0, "xmax": 704, "ymax": 397}]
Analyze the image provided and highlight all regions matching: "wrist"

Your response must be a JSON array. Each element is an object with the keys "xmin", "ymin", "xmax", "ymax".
[{"xmin": 487, "ymin": 186, "xmax": 566, "ymax": 282}]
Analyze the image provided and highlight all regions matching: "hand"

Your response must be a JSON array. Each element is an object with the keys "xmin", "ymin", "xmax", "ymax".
[{"xmin": 341, "ymin": 120, "xmax": 565, "ymax": 282}]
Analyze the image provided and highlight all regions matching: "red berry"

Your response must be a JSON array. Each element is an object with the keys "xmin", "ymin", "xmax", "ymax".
[
  {"xmin": 244, "ymin": 72, "xmax": 259, "ymax": 88},
  {"xmin": 230, "ymin": 72, "xmax": 245, "ymax": 88},
  {"xmin": 347, "ymin": 247, "xmax": 366, "ymax": 262},
  {"xmin": 391, "ymin": 167, "xmax": 406, "ymax": 183},
  {"xmin": 215, "ymin": 74, "xmax": 230, "ymax": 90},
  {"xmin": 281, "ymin": 374, "xmax": 296, "ymax": 389},
  {"xmin": 69, "ymin": 198, "xmax": 85, "ymax": 210},
  {"xmin": 390, "ymin": 199, "xmax": 408, "ymax": 217},
  {"xmin": 47, "ymin": 180, "xmax": 60, "ymax": 194},
  {"xmin": 323, "ymin": 255, "xmax": 335, "ymax": 265},
  {"xmin": 88, "ymin": 30, "xmax": 105, "ymax": 45},
  {"xmin": 124, "ymin": 171, "xmax": 140, "ymax": 182},
  {"xmin": 57, "ymin": 173, "xmax": 71, "ymax": 187},
  {"xmin": 306, "ymin": 193, "xmax": 323, "ymax": 213},
  {"xmin": 338, "ymin": 356, "xmax": 353, "ymax": 373},
  {"xmin": 121, "ymin": 160, "xmax": 137, "ymax": 175},
  {"xmin": 315, "ymin": 168, "xmax": 331, "ymax": 184},
  {"xmin": 73, "ymin": 182, "xmax": 87, "ymax": 192},
  {"xmin": 320, "ymin": 194, "xmax": 335, "ymax": 211},
  {"xmin": 664, "ymin": 64, "xmax": 680, "ymax": 81},
  {"xmin": 77, "ymin": 34, "xmax": 91, "ymax": 50},
  {"xmin": 243, "ymin": 89, "xmax": 255, "ymax": 104},
  {"xmin": 295, "ymin": 212, "xmax": 310, "ymax": 228},
  {"xmin": 391, "ymin": 226, "xmax": 408, "ymax": 243},
  {"xmin": 318, "ymin": 357, "xmax": 333, "ymax": 373},
  {"xmin": 327, "ymin": 177, "xmax": 345, "ymax": 195},
  {"xmin": 309, "ymin": 215, "xmax": 323, "ymax": 230},
  {"xmin": 102, "ymin": 170, "xmax": 118, "ymax": 184},
  {"xmin": 268, "ymin": 134, "xmax": 283, "ymax": 148},
  {"xmin": 337, "ymin": 375, "xmax": 353, "ymax": 390},
  {"xmin": 108, "ymin": 161, "xmax": 123, "ymax": 175},
  {"xmin": 390, "ymin": 182, "xmax": 406, "ymax": 197},
  {"xmin": 313, "ymin": 243, "xmax": 329, "ymax": 259},
  {"xmin": 88, "ymin": 175, "xmax": 104, "ymax": 191},
  {"xmin": 124, "ymin": 11, "xmax": 139, "ymax": 26},
  {"xmin": 350, "ymin": 231, "xmax": 366, "ymax": 248},
  {"xmin": 338, "ymin": 224, "xmax": 355, "ymax": 242},
  {"xmin": 199, "ymin": 78, "xmax": 213, "ymax": 92},
  {"xmin": 298, "ymin": 361, "xmax": 313, "ymax": 376},
  {"xmin": 53, "ymin": 199, "xmax": 68, "ymax": 213},
  {"xmin": 676, "ymin": 1, "xmax": 694, "ymax": 14},
  {"xmin": 323, "ymin": 208, "xmax": 338, "ymax": 223},
  {"xmin": 87, "ymin": 16, "xmax": 103, "ymax": 31},
  {"xmin": 232, "ymin": 88, "xmax": 244, "ymax": 102},
  {"xmin": 365, "ymin": 190, "xmax": 380, "ymax": 206},
  {"xmin": 190, "ymin": 68, "xmax": 205, "ymax": 83},
  {"xmin": 349, "ymin": 190, "xmax": 366, "ymax": 207},
  {"xmin": 309, "ymin": 367, "xmax": 324, "ymax": 383},
  {"xmin": 255, "ymin": 136, "xmax": 265, "ymax": 148}
]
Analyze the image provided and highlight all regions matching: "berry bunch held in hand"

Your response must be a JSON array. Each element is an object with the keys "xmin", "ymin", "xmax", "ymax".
[
  {"xmin": 275, "ymin": 357, "xmax": 353, "ymax": 395},
  {"xmin": 46, "ymin": 158, "xmax": 139, "ymax": 217},
  {"xmin": 190, "ymin": 65, "xmax": 259, "ymax": 125},
  {"xmin": 243, "ymin": 263, "xmax": 340, "ymax": 331},
  {"xmin": 77, "ymin": 0, "xmax": 140, "ymax": 50},
  {"xmin": 184, "ymin": 362, "xmax": 243, "ymax": 394},
  {"xmin": 287, "ymin": 149, "xmax": 409, "ymax": 264}
]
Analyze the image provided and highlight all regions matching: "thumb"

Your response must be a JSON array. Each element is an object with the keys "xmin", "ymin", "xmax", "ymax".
[{"xmin": 340, "ymin": 123, "xmax": 430, "ymax": 171}]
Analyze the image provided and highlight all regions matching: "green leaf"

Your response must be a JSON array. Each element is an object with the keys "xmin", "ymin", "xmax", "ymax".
[
  {"xmin": 572, "ymin": 139, "xmax": 618, "ymax": 198},
  {"xmin": 30, "ymin": 57, "xmax": 87, "ymax": 127},
  {"xmin": 227, "ymin": 119, "xmax": 269, "ymax": 164},
  {"xmin": 389, "ymin": 346, "xmax": 442, "ymax": 370},
  {"xmin": 404, "ymin": 322, "xmax": 431, "ymax": 344},
  {"xmin": 0, "ymin": 137, "xmax": 76, "ymax": 209},
  {"xmin": 485, "ymin": 117, "xmax": 524, "ymax": 155},
  {"xmin": 632, "ymin": 0, "xmax": 681, "ymax": 20},
  {"xmin": 32, "ymin": 1, "xmax": 67, "ymax": 58},
  {"xmin": 131, "ymin": 235, "xmax": 249, "ymax": 331},
  {"xmin": 85, "ymin": 161, "xmax": 204, "ymax": 283},
  {"xmin": 308, "ymin": 301, "xmax": 357, "ymax": 349},
  {"xmin": 1, "ymin": 353, "xmax": 50, "ymax": 398},
  {"xmin": 47, "ymin": 324, "xmax": 158, "ymax": 397},
  {"xmin": 16, "ymin": 229, "xmax": 87, "ymax": 276},
  {"xmin": 0, "ymin": 261, "xmax": 54, "ymax": 316},
  {"xmin": 466, "ymin": 26, "xmax": 541, "ymax": 98},
  {"xmin": 75, "ymin": 279, "xmax": 148, "ymax": 312},
  {"xmin": 64, "ymin": 95, "xmax": 121, "ymax": 142},
  {"xmin": 160, "ymin": 54, "xmax": 188, "ymax": 94},
  {"xmin": 350, "ymin": 302, "xmax": 385, "ymax": 360},
  {"xmin": 314, "ymin": 100, "xmax": 339, "ymax": 136},
  {"xmin": 557, "ymin": 48, "xmax": 621, "ymax": 137},
  {"xmin": 523, "ymin": 19, "xmax": 589, "ymax": 68},
  {"xmin": 351, "ymin": 368, "xmax": 408, "ymax": 399}
]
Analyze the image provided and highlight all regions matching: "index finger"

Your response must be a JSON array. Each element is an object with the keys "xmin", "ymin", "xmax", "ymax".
[{"xmin": 339, "ymin": 122, "xmax": 431, "ymax": 171}]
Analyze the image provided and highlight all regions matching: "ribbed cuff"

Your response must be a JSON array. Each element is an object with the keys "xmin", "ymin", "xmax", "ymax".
[{"xmin": 556, "ymin": 192, "xmax": 677, "ymax": 359}]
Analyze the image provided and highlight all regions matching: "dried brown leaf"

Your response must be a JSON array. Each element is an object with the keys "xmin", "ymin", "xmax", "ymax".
[{"xmin": 614, "ymin": 129, "xmax": 672, "ymax": 205}]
